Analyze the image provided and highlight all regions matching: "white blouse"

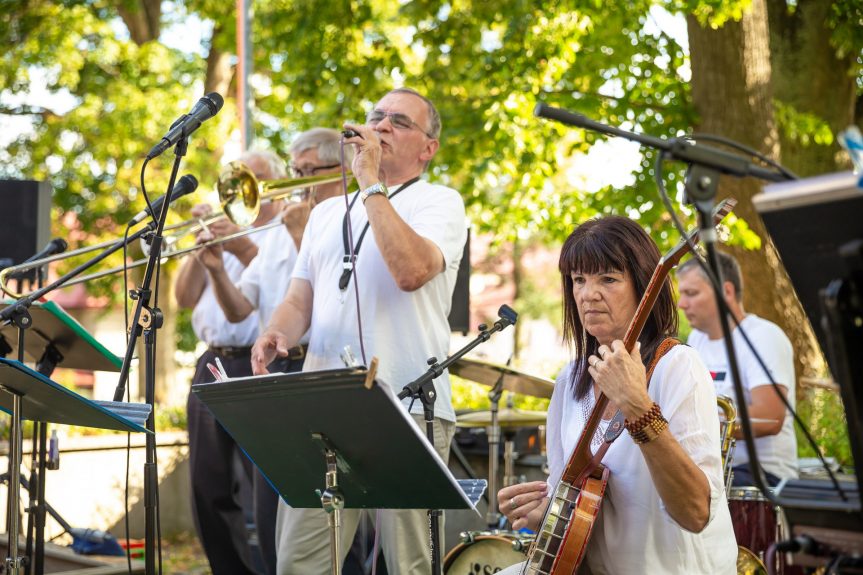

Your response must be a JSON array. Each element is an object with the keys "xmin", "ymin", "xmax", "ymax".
[{"xmin": 545, "ymin": 345, "xmax": 738, "ymax": 575}]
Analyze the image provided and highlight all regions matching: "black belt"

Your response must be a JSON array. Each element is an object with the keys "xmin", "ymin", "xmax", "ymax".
[
  {"xmin": 208, "ymin": 344, "xmax": 307, "ymax": 360},
  {"xmin": 208, "ymin": 346, "xmax": 252, "ymax": 359},
  {"xmin": 284, "ymin": 344, "xmax": 307, "ymax": 360}
]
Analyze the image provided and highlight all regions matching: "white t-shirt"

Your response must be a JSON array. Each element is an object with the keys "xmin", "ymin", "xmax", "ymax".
[
  {"xmin": 545, "ymin": 346, "xmax": 738, "ymax": 575},
  {"xmin": 191, "ymin": 227, "xmax": 268, "ymax": 347},
  {"xmin": 688, "ymin": 314, "xmax": 798, "ymax": 480},
  {"xmin": 292, "ymin": 179, "xmax": 467, "ymax": 422},
  {"xmin": 236, "ymin": 220, "xmax": 309, "ymax": 344}
]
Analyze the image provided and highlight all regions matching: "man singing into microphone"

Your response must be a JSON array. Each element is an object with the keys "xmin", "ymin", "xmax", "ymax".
[{"xmin": 251, "ymin": 88, "xmax": 467, "ymax": 574}]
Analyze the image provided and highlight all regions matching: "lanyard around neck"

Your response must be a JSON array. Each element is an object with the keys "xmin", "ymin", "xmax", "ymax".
[{"xmin": 338, "ymin": 177, "xmax": 421, "ymax": 291}]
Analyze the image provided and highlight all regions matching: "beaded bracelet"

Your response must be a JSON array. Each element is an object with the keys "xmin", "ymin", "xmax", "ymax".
[
  {"xmin": 624, "ymin": 402, "xmax": 662, "ymax": 434},
  {"xmin": 629, "ymin": 414, "xmax": 669, "ymax": 444}
]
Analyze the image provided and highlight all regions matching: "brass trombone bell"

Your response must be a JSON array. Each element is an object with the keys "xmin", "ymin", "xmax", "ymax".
[{"xmin": 216, "ymin": 160, "xmax": 352, "ymax": 227}]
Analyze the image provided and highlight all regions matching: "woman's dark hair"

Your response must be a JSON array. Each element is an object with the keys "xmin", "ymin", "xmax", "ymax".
[{"xmin": 559, "ymin": 216, "xmax": 678, "ymax": 400}]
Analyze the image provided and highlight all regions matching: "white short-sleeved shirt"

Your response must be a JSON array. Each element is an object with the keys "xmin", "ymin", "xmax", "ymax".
[
  {"xmin": 292, "ymin": 179, "xmax": 467, "ymax": 422},
  {"xmin": 191, "ymin": 228, "xmax": 269, "ymax": 347},
  {"xmin": 545, "ymin": 346, "xmax": 738, "ymax": 574},
  {"xmin": 688, "ymin": 314, "xmax": 798, "ymax": 480},
  {"xmin": 236, "ymin": 220, "xmax": 309, "ymax": 343}
]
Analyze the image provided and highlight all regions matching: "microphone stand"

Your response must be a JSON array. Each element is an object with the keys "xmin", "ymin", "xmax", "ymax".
[
  {"xmin": 398, "ymin": 304, "xmax": 518, "ymax": 575},
  {"xmin": 111, "ymin": 135, "xmax": 189, "ymax": 575},
  {"xmin": 533, "ymin": 102, "xmax": 800, "ymax": 507}
]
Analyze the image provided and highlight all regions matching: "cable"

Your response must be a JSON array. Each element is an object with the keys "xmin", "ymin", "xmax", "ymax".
[
  {"xmin": 682, "ymin": 133, "xmax": 799, "ymax": 181},
  {"xmin": 339, "ymin": 136, "xmax": 368, "ymax": 365},
  {"xmin": 653, "ymin": 152, "xmax": 847, "ymax": 500}
]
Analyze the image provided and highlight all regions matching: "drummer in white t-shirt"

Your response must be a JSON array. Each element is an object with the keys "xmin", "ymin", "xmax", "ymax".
[{"xmin": 677, "ymin": 252, "xmax": 798, "ymax": 485}]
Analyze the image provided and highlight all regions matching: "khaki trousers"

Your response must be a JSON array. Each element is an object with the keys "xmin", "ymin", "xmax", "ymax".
[{"xmin": 275, "ymin": 413, "xmax": 455, "ymax": 575}]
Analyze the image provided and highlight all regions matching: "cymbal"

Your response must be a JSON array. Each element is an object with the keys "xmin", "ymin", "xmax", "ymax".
[
  {"xmin": 449, "ymin": 357, "xmax": 555, "ymax": 399},
  {"xmin": 456, "ymin": 408, "xmax": 548, "ymax": 429}
]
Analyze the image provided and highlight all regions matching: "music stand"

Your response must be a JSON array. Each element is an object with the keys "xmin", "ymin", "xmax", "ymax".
[
  {"xmin": 0, "ymin": 358, "xmax": 150, "ymax": 575},
  {"xmin": 0, "ymin": 300, "xmax": 122, "ymax": 373},
  {"xmin": 193, "ymin": 367, "xmax": 484, "ymax": 575},
  {"xmin": 0, "ymin": 299, "xmax": 123, "ymax": 575}
]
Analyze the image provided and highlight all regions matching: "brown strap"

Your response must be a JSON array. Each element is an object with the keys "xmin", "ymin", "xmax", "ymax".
[{"xmin": 600, "ymin": 337, "xmax": 681, "ymax": 445}]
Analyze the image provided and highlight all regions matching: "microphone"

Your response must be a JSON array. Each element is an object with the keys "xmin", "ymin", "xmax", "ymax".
[
  {"xmin": 130, "ymin": 174, "xmax": 199, "ymax": 225},
  {"xmin": 24, "ymin": 238, "xmax": 68, "ymax": 264},
  {"xmin": 146, "ymin": 93, "xmax": 224, "ymax": 159},
  {"xmin": 342, "ymin": 129, "xmax": 362, "ymax": 139},
  {"xmin": 6, "ymin": 238, "xmax": 69, "ymax": 280}
]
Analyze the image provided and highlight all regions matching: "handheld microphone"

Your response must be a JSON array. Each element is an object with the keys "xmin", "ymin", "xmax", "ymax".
[
  {"xmin": 130, "ymin": 174, "xmax": 199, "ymax": 225},
  {"xmin": 146, "ymin": 93, "xmax": 224, "ymax": 159},
  {"xmin": 342, "ymin": 129, "xmax": 362, "ymax": 139}
]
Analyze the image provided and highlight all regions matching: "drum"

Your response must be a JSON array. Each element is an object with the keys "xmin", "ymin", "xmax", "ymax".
[
  {"xmin": 443, "ymin": 531, "xmax": 530, "ymax": 574},
  {"xmin": 728, "ymin": 487, "xmax": 780, "ymax": 572}
]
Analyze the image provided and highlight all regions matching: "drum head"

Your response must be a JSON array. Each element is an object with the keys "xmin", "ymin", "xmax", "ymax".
[{"xmin": 444, "ymin": 534, "xmax": 526, "ymax": 574}]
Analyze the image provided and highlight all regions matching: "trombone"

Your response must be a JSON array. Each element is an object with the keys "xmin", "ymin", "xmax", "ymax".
[{"xmin": 0, "ymin": 164, "xmax": 351, "ymax": 298}]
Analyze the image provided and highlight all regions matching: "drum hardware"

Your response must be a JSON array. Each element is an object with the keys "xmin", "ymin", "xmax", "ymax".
[
  {"xmin": 449, "ymin": 357, "xmax": 555, "ymax": 399},
  {"xmin": 451, "ymin": 357, "xmax": 551, "ymax": 528}
]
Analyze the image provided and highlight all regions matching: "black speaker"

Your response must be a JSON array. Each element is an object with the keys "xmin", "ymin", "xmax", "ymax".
[
  {"xmin": 0, "ymin": 180, "xmax": 52, "ymax": 280},
  {"xmin": 448, "ymin": 228, "xmax": 471, "ymax": 334}
]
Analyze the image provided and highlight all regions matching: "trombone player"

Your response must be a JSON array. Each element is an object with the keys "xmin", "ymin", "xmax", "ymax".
[
  {"xmin": 194, "ymin": 128, "xmax": 351, "ymax": 574},
  {"xmin": 175, "ymin": 148, "xmax": 287, "ymax": 575}
]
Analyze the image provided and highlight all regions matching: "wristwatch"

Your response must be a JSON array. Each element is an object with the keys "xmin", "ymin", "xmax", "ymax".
[{"xmin": 359, "ymin": 182, "xmax": 389, "ymax": 204}]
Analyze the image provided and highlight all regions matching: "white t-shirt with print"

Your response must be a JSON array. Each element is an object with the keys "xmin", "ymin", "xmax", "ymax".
[{"xmin": 688, "ymin": 314, "xmax": 798, "ymax": 480}]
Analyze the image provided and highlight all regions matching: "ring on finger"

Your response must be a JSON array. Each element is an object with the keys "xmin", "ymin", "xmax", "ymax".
[{"xmin": 509, "ymin": 497, "xmax": 517, "ymax": 511}]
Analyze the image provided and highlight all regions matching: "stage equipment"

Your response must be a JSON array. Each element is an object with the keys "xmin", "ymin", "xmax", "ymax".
[
  {"xmin": 0, "ymin": 179, "xmax": 52, "ymax": 284},
  {"xmin": 146, "ymin": 92, "xmax": 223, "ymax": 160},
  {"xmin": 444, "ymin": 531, "xmax": 532, "ymax": 574},
  {"xmin": 193, "ymin": 366, "xmax": 486, "ymax": 575},
  {"xmin": 449, "ymin": 358, "xmax": 555, "ymax": 399},
  {"xmin": 754, "ymin": 171, "xmax": 862, "ymax": 572},
  {"xmin": 398, "ymin": 304, "xmax": 518, "ymax": 575},
  {"xmin": 0, "ymin": 359, "xmax": 148, "ymax": 575}
]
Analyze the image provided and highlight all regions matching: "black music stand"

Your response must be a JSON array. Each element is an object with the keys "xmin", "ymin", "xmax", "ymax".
[
  {"xmin": 0, "ymin": 300, "xmax": 122, "ymax": 374},
  {"xmin": 193, "ymin": 367, "xmax": 485, "ymax": 575},
  {"xmin": 0, "ymin": 358, "xmax": 150, "ymax": 575},
  {"xmin": 0, "ymin": 299, "xmax": 123, "ymax": 575}
]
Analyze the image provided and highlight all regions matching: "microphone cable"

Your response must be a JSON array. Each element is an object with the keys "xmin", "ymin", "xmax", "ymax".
[{"xmin": 339, "ymin": 132, "xmax": 368, "ymax": 366}]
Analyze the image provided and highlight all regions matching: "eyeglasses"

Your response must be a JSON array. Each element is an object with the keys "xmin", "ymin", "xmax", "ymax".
[
  {"xmin": 366, "ymin": 110, "xmax": 434, "ymax": 138},
  {"xmin": 289, "ymin": 163, "xmax": 341, "ymax": 178}
]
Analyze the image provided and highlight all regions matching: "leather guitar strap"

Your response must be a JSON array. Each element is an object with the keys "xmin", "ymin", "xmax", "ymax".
[{"xmin": 587, "ymin": 337, "xmax": 680, "ymax": 470}]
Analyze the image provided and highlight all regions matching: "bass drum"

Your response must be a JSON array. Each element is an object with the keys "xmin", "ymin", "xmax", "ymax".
[{"xmin": 443, "ymin": 531, "xmax": 530, "ymax": 574}]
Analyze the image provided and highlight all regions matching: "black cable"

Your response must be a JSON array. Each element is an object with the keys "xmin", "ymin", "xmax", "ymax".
[
  {"xmin": 654, "ymin": 153, "xmax": 847, "ymax": 500},
  {"xmin": 339, "ymin": 135, "xmax": 367, "ymax": 365},
  {"xmin": 140, "ymin": 158, "xmax": 156, "ymax": 223},
  {"xmin": 682, "ymin": 133, "xmax": 799, "ymax": 181}
]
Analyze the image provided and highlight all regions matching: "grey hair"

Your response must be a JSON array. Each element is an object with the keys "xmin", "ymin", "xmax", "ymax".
[
  {"xmin": 238, "ymin": 149, "xmax": 287, "ymax": 179},
  {"xmin": 387, "ymin": 87, "xmax": 441, "ymax": 140},
  {"xmin": 289, "ymin": 127, "xmax": 352, "ymax": 165},
  {"xmin": 678, "ymin": 251, "xmax": 744, "ymax": 302}
]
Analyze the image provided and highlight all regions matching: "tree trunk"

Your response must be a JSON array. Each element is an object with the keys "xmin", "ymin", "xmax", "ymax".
[
  {"xmin": 687, "ymin": 0, "xmax": 825, "ymax": 380},
  {"xmin": 116, "ymin": 0, "xmax": 161, "ymax": 46},
  {"xmin": 767, "ymin": 0, "xmax": 857, "ymax": 175}
]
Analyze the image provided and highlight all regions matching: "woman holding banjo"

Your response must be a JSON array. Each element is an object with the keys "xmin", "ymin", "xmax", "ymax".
[{"xmin": 497, "ymin": 216, "xmax": 737, "ymax": 574}]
